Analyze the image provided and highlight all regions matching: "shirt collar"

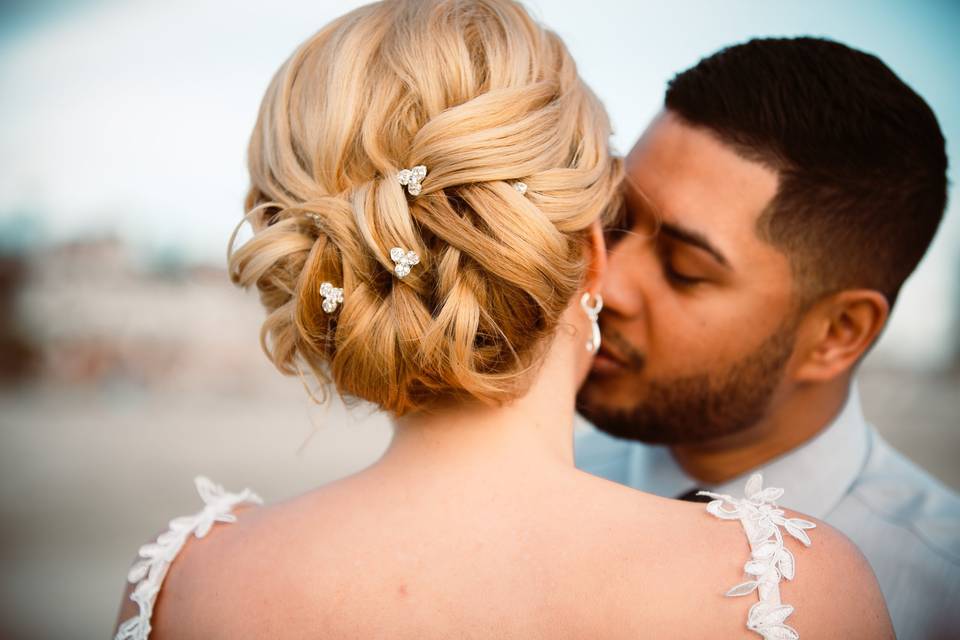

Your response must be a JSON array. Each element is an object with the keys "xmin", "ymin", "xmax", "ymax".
[{"xmin": 630, "ymin": 383, "xmax": 871, "ymax": 518}]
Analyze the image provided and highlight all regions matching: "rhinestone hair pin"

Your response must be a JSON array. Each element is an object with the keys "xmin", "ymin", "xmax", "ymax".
[
  {"xmin": 398, "ymin": 165, "xmax": 427, "ymax": 196},
  {"xmin": 513, "ymin": 181, "xmax": 528, "ymax": 196},
  {"xmin": 390, "ymin": 247, "xmax": 420, "ymax": 279},
  {"xmin": 319, "ymin": 282, "xmax": 344, "ymax": 313}
]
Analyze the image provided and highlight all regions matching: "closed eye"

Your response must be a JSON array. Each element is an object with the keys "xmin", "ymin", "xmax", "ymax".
[{"xmin": 663, "ymin": 262, "xmax": 706, "ymax": 287}]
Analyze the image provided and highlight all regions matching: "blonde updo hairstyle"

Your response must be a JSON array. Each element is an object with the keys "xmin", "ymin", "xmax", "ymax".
[{"xmin": 228, "ymin": 0, "xmax": 622, "ymax": 416}]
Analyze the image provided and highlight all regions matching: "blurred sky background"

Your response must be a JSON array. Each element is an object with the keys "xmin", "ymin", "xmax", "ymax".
[
  {"xmin": 1, "ymin": 0, "xmax": 958, "ymax": 367},
  {"xmin": 0, "ymin": 2, "xmax": 957, "ymax": 638}
]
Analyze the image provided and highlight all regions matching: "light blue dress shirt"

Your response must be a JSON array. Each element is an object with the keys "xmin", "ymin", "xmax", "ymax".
[{"xmin": 574, "ymin": 384, "xmax": 960, "ymax": 640}]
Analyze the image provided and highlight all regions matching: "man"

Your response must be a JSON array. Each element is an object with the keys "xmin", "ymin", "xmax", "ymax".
[{"xmin": 576, "ymin": 37, "xmax": 959, "ymax": 640}]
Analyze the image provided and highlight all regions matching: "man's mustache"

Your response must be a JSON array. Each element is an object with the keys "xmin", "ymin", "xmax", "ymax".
[{"xmin": 599, "ymin": 322, "xmax": 646, "ymax": 371}]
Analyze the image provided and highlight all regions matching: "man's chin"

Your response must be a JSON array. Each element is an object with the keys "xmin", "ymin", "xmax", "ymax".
[
  {"xmin": 576, "ymin": 367, "xmax": 767, "ymax": 445},
  {"xmin": 575, "ymin": 384, "xmax": 662, "ymax": 443},
  {"xmin": 576, "ymin": 373, "xmax": 782, "ymax": 446},
  {"xmin": 576, "ymin": 399, "xmax": 685, "ymax": 445}
]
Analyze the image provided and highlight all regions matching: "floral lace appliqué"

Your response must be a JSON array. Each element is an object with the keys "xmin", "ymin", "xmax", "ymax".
[
  {"xmin": 114, "ymin": 476, "xmax": 262, "ymax": 640},
  {"xmin": 699, "ymin": 473, "xmax": 816, "ymax": 640}
]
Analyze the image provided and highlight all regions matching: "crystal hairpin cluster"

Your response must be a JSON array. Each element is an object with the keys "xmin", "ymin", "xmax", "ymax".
[
  {"xmin": 319, "ymin": 282, "xmax": 344, "ymax": 313},
  {"xmin": 398, "ymin": 165, "xmax": 427, "ymax": 196},
  {"xmin": 306, "ymin": 165, "xmax": 529, "ymax": 315},
  {"xmin": 390, "ymin": 247, "xmax": 420, "ymax": 279}
]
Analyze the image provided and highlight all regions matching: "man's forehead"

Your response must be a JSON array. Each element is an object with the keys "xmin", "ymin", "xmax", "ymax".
[{"xmin": 625, "ymin": 112, "xmax": 780, "ymax": 257}]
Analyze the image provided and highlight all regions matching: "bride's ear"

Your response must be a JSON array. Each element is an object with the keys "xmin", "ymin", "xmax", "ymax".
[{"xmin": 584, "ymin": 219, "xmax": 607, "ymax": 295}]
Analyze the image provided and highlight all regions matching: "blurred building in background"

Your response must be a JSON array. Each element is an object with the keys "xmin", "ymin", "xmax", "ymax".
[{"xmin": 15, "ymin": 236, "xmax": 258, "ymax": 387}]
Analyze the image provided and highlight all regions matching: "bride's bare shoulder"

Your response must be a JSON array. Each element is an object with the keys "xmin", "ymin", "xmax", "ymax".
[
  {"xmin": 777, "ymin": 511, "xmax": 894, "ymax": 639},
  {"xmin": 140, "ymin": 483, "xmax": 356, "ymax": 639},
  {"xmin": 676, "ymin": 501, "xmax": 893, "ymax": 638},
  {"xmin": 577, "ymin": 473, "xmax": 894, "ymax": 638}
]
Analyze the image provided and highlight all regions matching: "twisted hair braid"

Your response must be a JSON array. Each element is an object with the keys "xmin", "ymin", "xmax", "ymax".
[{"xmin": 227, "ymin": 0, "xmax": 622, "ymax": 415}]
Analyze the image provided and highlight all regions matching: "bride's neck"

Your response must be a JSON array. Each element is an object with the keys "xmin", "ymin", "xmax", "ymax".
[{"xmin": 374, "ymin": 328, "xmax": 582, "ymax": 476}]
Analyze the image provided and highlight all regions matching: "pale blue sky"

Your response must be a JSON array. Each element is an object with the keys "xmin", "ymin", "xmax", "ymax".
[{"xmin": 0, "ymin": 0, "xmax": 957, "ymax": 367}]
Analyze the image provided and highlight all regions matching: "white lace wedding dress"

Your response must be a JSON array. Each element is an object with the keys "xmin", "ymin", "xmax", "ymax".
[{"xmin": 115, "ymin": 473, "xmax": 815, "ymax": 640}]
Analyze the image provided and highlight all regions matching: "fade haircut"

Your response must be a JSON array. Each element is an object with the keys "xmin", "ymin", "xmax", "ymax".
[{"xmin": 665, "ymin": 36, "xmax": 948, "ymax": 307}]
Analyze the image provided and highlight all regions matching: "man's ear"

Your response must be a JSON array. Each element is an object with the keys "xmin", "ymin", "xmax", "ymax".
[
  {"xmin": 791, "ymin": 289, "xmax": 890, "ymax": 382},
  {"xmin": 584, "ymin": 219, "xmax": 608, "ymax": 295}
]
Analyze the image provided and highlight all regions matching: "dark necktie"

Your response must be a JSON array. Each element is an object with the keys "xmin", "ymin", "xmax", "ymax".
[{"xmin": 674, "ymin": 487, "xmax": 712, "ymax": 503}]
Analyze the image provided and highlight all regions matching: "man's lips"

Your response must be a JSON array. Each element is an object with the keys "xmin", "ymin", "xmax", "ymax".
[{"xmin": 592, "ymin": 343, "xmax": 629, "ymax": 374}]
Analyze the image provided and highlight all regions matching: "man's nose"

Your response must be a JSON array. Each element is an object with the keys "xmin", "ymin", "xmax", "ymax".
[{"xmin": 601, "ymin": 234, "xmax": 648, "ymax": 318}]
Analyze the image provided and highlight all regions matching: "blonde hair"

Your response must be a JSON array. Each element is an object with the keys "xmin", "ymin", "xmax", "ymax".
[{"xmin": 227, "ymin": 0, "xmax": 622, "ymax": 415}]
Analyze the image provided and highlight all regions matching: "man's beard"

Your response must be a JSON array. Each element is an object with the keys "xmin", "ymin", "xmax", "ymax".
[{"xmin": 576, "ymin": 321, "xmax": 797, "ymax": 445}]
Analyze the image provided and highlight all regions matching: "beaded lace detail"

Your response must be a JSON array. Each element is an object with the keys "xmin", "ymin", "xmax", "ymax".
[
  {"xmin": 115, "ymin": 476, "xmax": 262, "ymax": 640},
  {"xmin": 699, "ymin": 473, "xmax": 817, "ymax": 640}
]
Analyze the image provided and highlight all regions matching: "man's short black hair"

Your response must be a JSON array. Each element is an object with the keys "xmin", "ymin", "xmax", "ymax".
[{"xmin": 665, "ymin": 36, "xmax": 948, "ymax": 307}]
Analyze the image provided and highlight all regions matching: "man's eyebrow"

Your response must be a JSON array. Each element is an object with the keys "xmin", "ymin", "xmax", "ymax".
[{"xmin": 659, "ymin": 222, "xmax": 731, "ymax": 268}]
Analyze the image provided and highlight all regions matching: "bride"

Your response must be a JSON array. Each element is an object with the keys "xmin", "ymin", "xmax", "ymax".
[{"xmin": 114, "ymin": 1, "xmax": 893, "ymax": 637}]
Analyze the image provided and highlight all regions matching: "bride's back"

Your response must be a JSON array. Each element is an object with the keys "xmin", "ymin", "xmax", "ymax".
[{"xmin": 145, "ymin": 465, "xmax": 885, "ymax": 639}]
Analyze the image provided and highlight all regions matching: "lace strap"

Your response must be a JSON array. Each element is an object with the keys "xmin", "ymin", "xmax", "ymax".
[
  {"xmin": 699, "ymin": 473, "xmax": 817, "ymax": 640},
  {"xmin": 115, "ymin": 476, "xmax": 263, "ymax": 640}
]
